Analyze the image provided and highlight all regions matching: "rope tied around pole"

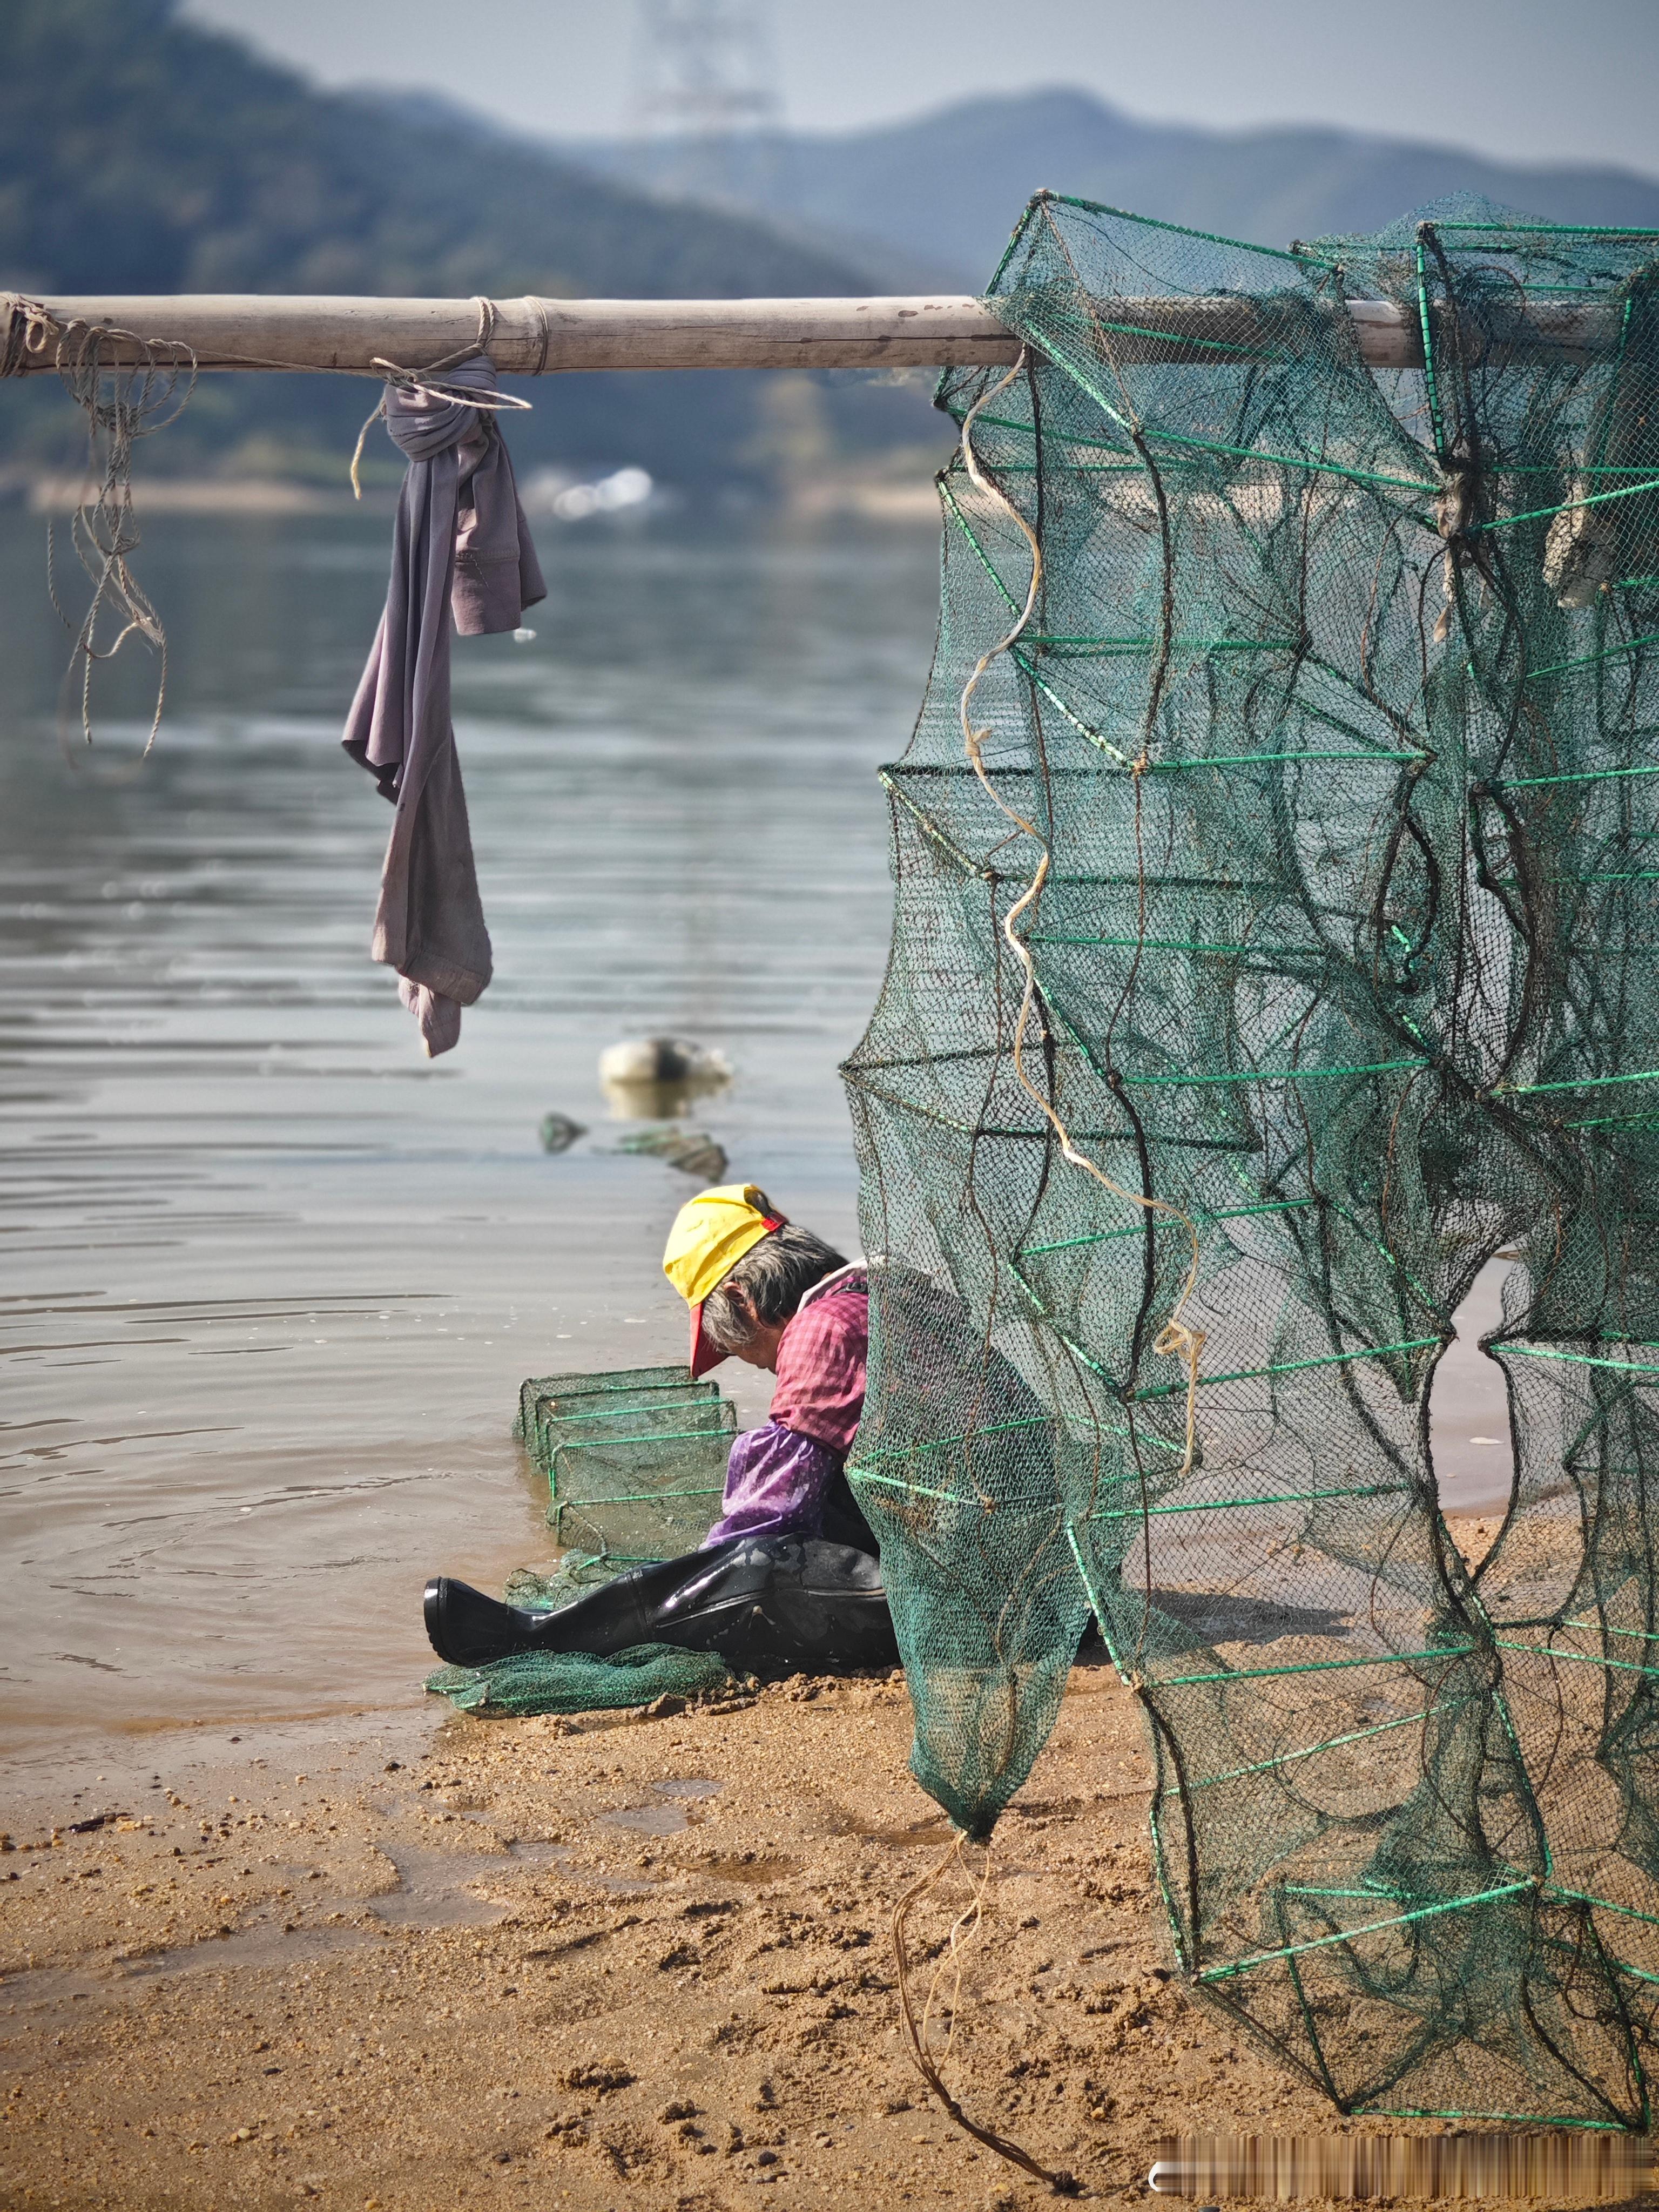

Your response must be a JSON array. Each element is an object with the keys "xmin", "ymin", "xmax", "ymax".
[
  {"xmin": 528, "ymin": 295, "xmax": 552, "ymax": 379},
  {"xmin": 17, "ymin": 289, "xmax": 541, "ymax": 756},
  {"xmin": 1, "ymin": 294, "xmax": 62, "ymax": 378},
  {"xmin": 349, "ymin": 296, "xmax": 530, "ymax": 498},
  {"xmin": 26, "ymin": 294, "xmax": 539, "ymax": 750}
]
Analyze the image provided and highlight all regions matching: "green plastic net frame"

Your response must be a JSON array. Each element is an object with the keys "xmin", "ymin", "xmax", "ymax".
[
  {"xmin": 516, "ymin": 1361, "xmax": 734, "ymax": 1560},
  {"xmin": 843, "ymin": 192, "xmax": 1659, "ymax": 2128}
]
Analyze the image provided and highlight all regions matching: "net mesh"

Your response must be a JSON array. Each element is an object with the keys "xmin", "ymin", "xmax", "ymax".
[
  {"xmin": 427, "ymin": 1364, "xmax": 744, "ymax": 1717},
  {"xmin": 426, "ymin": 1641, "xmax": 740, "ymax": 1717},
  {"xmin": 516, "ymin": 1361, "xmax": 734, "ymax": 1561},
  {"xmin": 842, "ymin": 191, "xmax": 1659, "ymax": 2128}
]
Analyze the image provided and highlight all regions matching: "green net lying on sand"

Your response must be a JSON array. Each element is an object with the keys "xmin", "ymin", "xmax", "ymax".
[
  {"xmin": 426, "ymin": 1640, "xmax": 741, "ymax": 1717},
  {"xmin": 842, "ymin": 191, "xmax": 1659, "ymax": 2127},
  {"xmin": 516, "ymin": 1361, "xmax": 733, "ymax": 1561}
]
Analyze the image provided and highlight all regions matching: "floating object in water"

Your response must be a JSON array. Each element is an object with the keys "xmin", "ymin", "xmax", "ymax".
[
  {"xmin": 598, "ymin": 1036, "xmax": 730, "ymax": 1089},
  {"xmin": 599, "ymin": 1036, "xmax": 732, "ymax": 1121},
  {"xmin": 537, "ymin": 1111, "xmax": 586, "ymax": 1154},
  {"xmin": 617, "ymin": 1127, "xmax": 728, "ymax": 1181}
]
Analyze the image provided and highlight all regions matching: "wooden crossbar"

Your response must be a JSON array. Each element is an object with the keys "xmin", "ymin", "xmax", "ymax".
[{"xmin": 1, "ymin": 293, "xmax": 1615, "ymax": 377}]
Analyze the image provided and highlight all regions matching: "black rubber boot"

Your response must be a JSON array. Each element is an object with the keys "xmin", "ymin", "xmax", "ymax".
[
  {"xmin": 423, "ymin": 1538, "xmax": 898, "ymax": 1674},
  {"xmin": 423, "ymin": 1579, "xmax": 557, "ymax": 1669}
]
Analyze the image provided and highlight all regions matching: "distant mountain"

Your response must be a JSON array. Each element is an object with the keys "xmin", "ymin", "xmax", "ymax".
[
  {"xmin": 568, "ymin": 86, "xmax": 1659, "ymax": 289},
  {"xmin": 0, "ymin": 0, "xmax": 933, "ymax": 487}
]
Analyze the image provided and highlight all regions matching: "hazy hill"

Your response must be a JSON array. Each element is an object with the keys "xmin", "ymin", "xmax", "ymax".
[
  {"xmin": 0, "ymin": 0, "xmax": 932, "ymax": 487},
  {"xmin": 571, "ymin": 86, "xmax": 1659, "ymax": 288}
]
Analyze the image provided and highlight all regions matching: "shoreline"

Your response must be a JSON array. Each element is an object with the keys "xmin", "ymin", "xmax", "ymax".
[{"xmin": 0, "ymin": 1498, "xmax": 1533, "ymax": 1815}]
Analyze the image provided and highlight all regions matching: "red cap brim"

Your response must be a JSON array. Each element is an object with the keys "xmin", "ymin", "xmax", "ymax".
[{"xmin": 688, "ymin": 1300, "xmax": 724, "ymax": 1380}]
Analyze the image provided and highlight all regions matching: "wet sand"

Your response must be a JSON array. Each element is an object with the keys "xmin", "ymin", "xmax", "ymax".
[{"xmin": 0, "ymin": 1660, "xmax": 1492, "ymax": 2212}]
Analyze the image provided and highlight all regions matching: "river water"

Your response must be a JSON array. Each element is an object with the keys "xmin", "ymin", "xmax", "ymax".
[
  {"xmin": 0, "ymin": 502, "xmax": 938, "ymax": 1773},
  {"xmin": 0, "ymin": 494, "xmax": 1515, "ymax": 1785}
]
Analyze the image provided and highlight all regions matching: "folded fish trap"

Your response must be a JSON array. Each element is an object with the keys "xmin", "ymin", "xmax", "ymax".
[
  {"xmin": 842, "ymin": 192, "xmax": 1659, "ymax": 2127},
  {"xmin": 516, "ymin": 1360, "xmax": 734, "ymax": 1561}
]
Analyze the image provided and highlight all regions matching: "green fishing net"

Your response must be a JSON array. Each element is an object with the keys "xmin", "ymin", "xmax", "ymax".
[
  {"xmin": 427, "ymin": 1363, "xmax": 741, "ymax": 1717},
  {"xmin": 427, "ymin": 1365, "xmax": 740, "ymax": 1717},
  {"xmin": 426, "ymin": 1641, "xmax": 740, "ymax": 1717},
  {"xmin": 516, "ymin": 1362, "xmax": 734, "ymax": 1561},
  {"xmin": 503, "ymin": 1556, "xmax": 626, "ymax": 1607},
  {"xmin": 842, "ymin": 192, "xmax": 1659, "ymax": 2127}
]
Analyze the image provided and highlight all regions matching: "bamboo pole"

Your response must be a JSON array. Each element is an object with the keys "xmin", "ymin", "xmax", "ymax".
[{"xmin": 3, "ymin": 292, "xmax": 1612, "ymax": 377}]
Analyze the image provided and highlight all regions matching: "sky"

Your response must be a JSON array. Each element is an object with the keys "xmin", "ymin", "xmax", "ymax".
[{"xmin": 181, "ymin": 0, "xmax": 1659, "ymax": 179}]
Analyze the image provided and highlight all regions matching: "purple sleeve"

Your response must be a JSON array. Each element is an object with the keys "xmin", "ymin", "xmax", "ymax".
[{"xmin": 703, "ymin": 1418, "xmax": 842, "ymax": 1547}]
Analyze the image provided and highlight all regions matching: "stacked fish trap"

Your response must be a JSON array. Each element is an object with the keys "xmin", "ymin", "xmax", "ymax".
[
  {"xmin": 842, "ymin": 190, "xmax": 1659, "ymax": 2127},
  {"xmin": 515, "ymin": 1362, "xmax": 733, "ymax": 1560}
]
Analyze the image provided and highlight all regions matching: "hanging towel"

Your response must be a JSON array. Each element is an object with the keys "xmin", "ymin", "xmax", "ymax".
[{"xmin": 342, "ymin": 354, "xmax": 545, "ymax": 1056}]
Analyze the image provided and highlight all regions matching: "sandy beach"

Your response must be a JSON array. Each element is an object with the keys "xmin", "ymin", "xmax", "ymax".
[{"xmin": 5, "ymin": 1588, "xmax": 1590, "ymax": 2212}]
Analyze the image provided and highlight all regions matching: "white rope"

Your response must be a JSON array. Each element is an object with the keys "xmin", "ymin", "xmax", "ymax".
[{"xmin": 954, "ymin": 350, "xmax": 1207, "ymax": 1481}]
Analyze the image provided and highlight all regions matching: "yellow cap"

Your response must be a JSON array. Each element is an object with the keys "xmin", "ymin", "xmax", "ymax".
[{"xmin": 662, "ymin": 1184, "xmax": 786, "ymax": 1377}]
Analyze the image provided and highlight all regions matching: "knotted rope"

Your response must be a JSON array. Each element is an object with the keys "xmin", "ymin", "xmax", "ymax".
[
  {"xmin": 1, "ymin": 294, "xmax": 61, "ymax": 379},
  {"xmin": 35, "ymin": 310, "xmax": 198, "ymax": 761},
  {"xmin": 348, "ymin": 296, "xmax": 531, "ymax": 497},
  {"xmin": 956, "ymin": 350, "xmax": 1206, "ymax": 1487},
  {"xmin": 892, "ymin": 1835, "xmax": 1080, "ymax": 2195}
]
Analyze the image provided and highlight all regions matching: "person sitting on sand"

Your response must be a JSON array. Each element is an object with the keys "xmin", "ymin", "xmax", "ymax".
[
  {"xmin": 421, "ymin": 1183, "xmax": 888, "ymax": 1674},
  {"xmin": 662, "ymin": 1183, "xmax": 874, "ymax": 1553}
]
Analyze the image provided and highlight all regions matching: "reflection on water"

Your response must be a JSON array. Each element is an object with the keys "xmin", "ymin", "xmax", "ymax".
[{"xmin": 0, "ymin": 505, "xmax": 940, "ymax": 1769}]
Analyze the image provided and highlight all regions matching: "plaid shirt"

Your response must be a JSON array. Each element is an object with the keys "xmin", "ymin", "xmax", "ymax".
[{"xmin": 704, "ymin": 1269, "xmax": 868, "ymax": 1545}]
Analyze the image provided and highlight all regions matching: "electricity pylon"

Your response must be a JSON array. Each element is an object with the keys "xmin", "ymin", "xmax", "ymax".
[{"xmin": 632, "ymin": 0, "xmax": 783, "ymax": 205}]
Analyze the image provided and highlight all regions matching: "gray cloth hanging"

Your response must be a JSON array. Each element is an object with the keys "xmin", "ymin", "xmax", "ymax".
[{"xmin": 342, "ymin": 354, "xmax": 545, "ymax": 1056}]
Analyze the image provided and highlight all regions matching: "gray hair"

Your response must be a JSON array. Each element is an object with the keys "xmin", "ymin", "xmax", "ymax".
[{"xmin": 700, "ymin": 1210, "xmax": 847, "ymax": 1353}]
